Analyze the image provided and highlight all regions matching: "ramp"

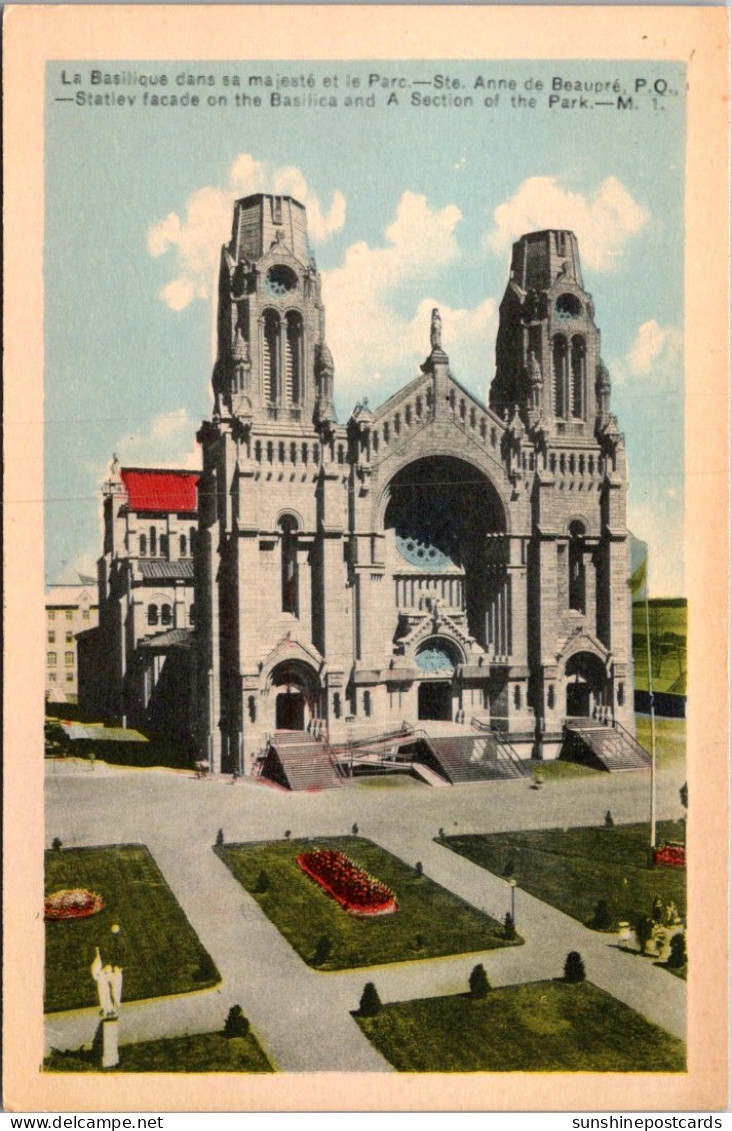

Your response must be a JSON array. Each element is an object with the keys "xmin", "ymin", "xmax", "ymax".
[
  {"xmin": 261, "ymin": 732, "xmax": 345, "ymax": 791},
  {"xmin": 563, "ymin": 719, "xmax": 651, "ymax": 772}
]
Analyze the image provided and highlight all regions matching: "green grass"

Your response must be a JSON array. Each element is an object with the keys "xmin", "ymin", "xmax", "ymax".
[
  {"xmin": 217, "ymin": 836, "xmax": 521, "ymax": 971},
  {"xmin": 526, "ymin": 759, "xmax": 597, "ymax": 780},
  {"xmin": 355, "ymin": 980, "xmax": 685, "ymax": 1072},
  {"xmin": 440, "ymin": 821, "xmax": 686, "ymax": 931},
  {"xmin": 44, "ymin": 1031, "xmax": 273, "ymax": 1073},
  {"xmin": 45, "ymin": 845, "xmax": 220, "ymax": 1013}
]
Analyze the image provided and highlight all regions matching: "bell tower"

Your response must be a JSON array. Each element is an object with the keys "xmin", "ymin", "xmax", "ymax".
[
  {"xmin": 491, "ymin": 230, "xmax": 610, "ymax": 438},
  {"xmin": 212, "ymin": 193, "xmax": 335, "ymax": 428}
]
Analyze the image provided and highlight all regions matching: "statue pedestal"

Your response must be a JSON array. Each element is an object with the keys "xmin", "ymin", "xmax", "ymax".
[{"xmin": 101, "ymin": 1016, "xmax": 119, "ymax": 1069}]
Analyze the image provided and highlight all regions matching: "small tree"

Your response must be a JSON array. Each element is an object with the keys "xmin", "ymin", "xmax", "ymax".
[
  {"xmin": 255, "ymin": 869, "xmax": 270, "ymax": 893},
  {"xmin": 415, "ymin": 861, "xmax": 423, "ymax": 877},
  {"xmin": 636, "ymin": 914, "xmax": 655, "ymax": 955},
  {"xmin": 51, "ymin": 837, "xmax": 63, "ymax": 852},
  {"xmin": 667, "ymin": 932, "xmax": 687, "ymax": 970},
  {"xmin": 284, "ymin": 830, "xmax": 291, "ymax": 840},
  {"xmin": 358, "ymin": 982, "xmax": 382, "ymax": 1017},
  {"xmin": 223, "ymin": 1004, "xmax": 250, "ymax": 1038},
  {"xmin": 503, "ymin": 912, "xmax": 516, "ymax": 940},
  {"xmin": 563, "ymin": 951, "xmax": 586, "ymax": 983},
  {"xmin": 313, "ymin": 935, "xmax": 332, "ymax": 967},
  {"xmin": 437, "ymin": 827, "xmax": 445, "ymax": 840},
  {"xmin": 604, "ymin": 810, "xmax": 614, "ymax": 828},
  {"xmin": 351, "ymin": 823, "xmax": 359, "ymax": 836},
  {"xmin": 680, "ymin": 781, "xmax": 688, "ymax": 811},
  {"xmin": 469, "ymin": 964, "xmax": 491, "ymax": 999},
  {"xmin": 590, "ymin": 899, "xmax": 612, "ymax": 931},
  {"xmin": 215, "ymin": 828, "xmax": 225, "ymax": 847}
]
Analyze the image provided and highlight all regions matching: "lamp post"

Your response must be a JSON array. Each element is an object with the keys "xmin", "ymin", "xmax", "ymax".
[{"xmin": 508, "ymin": 878, "xmax": 517, "ymax": 925}]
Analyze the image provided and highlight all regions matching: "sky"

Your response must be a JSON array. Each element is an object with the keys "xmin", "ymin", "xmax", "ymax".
[{"xmin": 45, "ymin": 59, "xmax": 686, "ymax": 595}]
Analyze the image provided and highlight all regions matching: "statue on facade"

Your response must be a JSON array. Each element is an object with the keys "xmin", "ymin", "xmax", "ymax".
[
  {"xmin": 430, "ymin": 308, "xmax": 442, "ymax": 351},
  {"xmin": 91, "ymin": 947, "xmax": 123, "ymax": 1017}
]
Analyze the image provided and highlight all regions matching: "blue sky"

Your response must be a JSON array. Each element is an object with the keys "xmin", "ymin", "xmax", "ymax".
[{"xmin": 45, "ymin": 59, "xmax": 686, "ymax": 595}]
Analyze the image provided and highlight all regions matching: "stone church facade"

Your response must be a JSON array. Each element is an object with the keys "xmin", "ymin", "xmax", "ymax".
[{"xmin": 196, "ymin": 194, "xmax": 633, "ymax": 775}]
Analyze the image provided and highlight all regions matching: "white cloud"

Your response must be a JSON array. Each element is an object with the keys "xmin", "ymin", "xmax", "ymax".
[
  {"xmin": 485, "ymin": 176, "xmax": 649, "ymax": 272},
  {"xmin": 148, "ymin": 155, "xmax": 346, "ymax": 311},
  {"xmin": 628, "ymin": 498, "xmax": 685, "ymax": 598},
  {"xmin": 112, "ymin": 408, "xmax": 201, "ymax": 471},
  {"xmin": 626, "ymin": 319, "xmax": 683, "ymax": 377},
  {"xmin": 322, "ymin": 192, "xmax": 497, "ymax": 407}
]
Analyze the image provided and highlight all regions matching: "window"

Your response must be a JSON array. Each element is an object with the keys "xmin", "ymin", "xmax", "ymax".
[
  {"xmin": 333, "ymin": 692, "xmax": 341, "ymax": 720},
  {"xmin": 568, "ymin": 521, "xmax": 587, "ymax": 613},
  {"xmin": 552, "ymin": 335, "xmax": 568, "ymax": 418},
  {"xmin": 190, "ymin": 527, "xmax": 197, "ymax": 553},
  {"xmin": 48, "ymin": 673, "xmax": 56, "ymax": 683},
  {"xmin": 48, "ymin": 631, "xmax": 55, "ymax": 644},
  {"xmin": 139, "ymin": 533, "xmax": 147, "ymax": 556},
  {"xmin": 160, "ymin": 534, "xmax": 169, "ymax": 558},
  {"xmin": 161, "ymin": 604, "xmax": 172, "ymax": 626},
  {"xmin": 285, "ymin": 311, "xmax": 303, "ymax": 406},
  {"xmin": 65, "ymin": 651, "xmax": 74, "ymax": 667},
  {"xmin": 66, "ymin": 631, "xmax": 73, "ymax": 643},
  {"xmin": 279, "ymin": 516, "xmax": 299, "ymax": 616},
  {"xmin": 47, "ymin": 652, "xmax": 56, "ymax": 667},
  {"xmin": 48, "ymin": 611, "xmax": 55, "ymax": 621},
  {"xmin": 65, "ymin": 610, "xmax": 73, "ymax": 621},
  {"xmin": 82, "ymin": 610, "xmax": 90, "ymax": 621},
  {"xmin": 66, "ymin": 673, "xmax": 74, "ymax": 683},
  {"xmin": 570, "ymin": 336, "xmax": 586, "ymax": 419},
  {"xmin": 180, "ymin": 534, "xmax": 187, "ymax": 557},
  {"xmin": 263, "ymin": 310, "xmax": 280, "ymax": 403},
  {"xmin": 150, "ymin": 527, "xmax": 157, "ymax": 556},
  {"xmin": 148, "ymin": 604, "xmax": 159, "ymax": 626},
  {"xmin": 189, "ymin": 604, "xmax": 195, "ymax": 625},
  {"xmin": 618, "ymin": 683, "xmax": 625, "ymax": 707},
  {"xmin": 248, "ymin": 695, "xmax": 257, "ymax": 723},
  {"xmin": 363, "ymin": 690, "xmax": 372, "ymax": 718}
]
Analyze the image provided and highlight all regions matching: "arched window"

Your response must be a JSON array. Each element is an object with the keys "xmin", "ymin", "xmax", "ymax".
[
  {"xmin": 571, "ymin": 336, "xmax": 586, "ymax": 419},
  {"xmin": 150, "ymin": 527, "xmax": 157, "ymax": 557},
  {"xmin": 189, "ymin": 604, "xmax": 195, "ymax": 625},
  {"xmin": 279, "ymin": 515, "xmax": 299, "ymax": 616},
  {"xmin": 263, "ymin": 310, "xmax": 280, "ymax": 404},
  {"xmin": 179, "ymin": 534, "xmax": 187, "ymax": 557},
  {"xmin": 285, "ymin": 312, "xmax": 303, "ymax": 406},
  {"xmin": 248, "ymin": 695, "xmax": 257, "ymax": 723},
  {"xmin": 65, "ymin": 651, "xmax": 74, "ymax": 667},
  {"xmin": 568, "ymin": 521, "xmax": 586, "ymax": 613},
  {"xmin": 161, "ymin": 603, "xmax": 172, "ymax": 626},
  {"xmin": 160, "ymin": 534, "xmax": 169, "ymax": 559},
  {"xmin": 363, "ymin": 690, "xmax": 372, "ymax": 718},
  {"xmin": 190, "ymin": 527, "xmax": 197, "ymax": 553},
  {"xmin": 553, "ymin": 335, "xmax": 568, "ymax": 418},
  {"xmin": 148, "ymin": 604, "xmax": 159, "ymax": 626},
  {"xmin": 333, "ymin": 692, "xmax": 341, "ymax": 719},
  {"xmin": 139, "ymin": 533, "xmax": 147, "ymax": 556}
]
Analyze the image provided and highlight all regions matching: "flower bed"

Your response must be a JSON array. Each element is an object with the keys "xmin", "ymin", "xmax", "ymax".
[
  {"xmin": 297, "ymin": 849, "xmax": 398, "ymax": 916},
  {"xmin": 44, "ymin": 888, "xmax": 105, "ymax": 920},
  {"xmin": 652, "ymin": 843, "xmax": 686, "ymax": 868}
]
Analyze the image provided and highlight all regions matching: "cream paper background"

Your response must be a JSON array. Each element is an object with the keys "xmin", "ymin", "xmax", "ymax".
[{"xmin": 3, "ymin": 4, "xmax": 729, "ymax": 1113}]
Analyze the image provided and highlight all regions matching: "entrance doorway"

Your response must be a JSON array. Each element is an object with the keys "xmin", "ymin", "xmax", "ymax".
[
  {"xmin": 276, "ymin": 692, "xmax": 305, "ymax": 731},
  {"xmin": 566, "ymin": 681, "xmax": 591, "ymax": 718},
  {"xmin": 418, "ymin": 681, "xmax": 452, "ymax": 721}
]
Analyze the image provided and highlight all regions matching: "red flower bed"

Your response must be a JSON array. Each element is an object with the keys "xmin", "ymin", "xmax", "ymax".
[
  {"xmin": 652, "ymin": 843, "xmax": 686, "ymax": 868},
  {"xmin": 297, "ymin": 849, "xmax": 398, "ymax": 916},
  {"xmin": 44, "ymin": 888, "xmax": 105, "ymax": 920}
]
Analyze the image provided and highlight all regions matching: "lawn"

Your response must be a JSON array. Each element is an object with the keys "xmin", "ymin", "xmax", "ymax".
[
  {"xmin": 44, "ymin": 1031, "xmax": 273, "ymax": 1073},
  {"xmin": 355, "ymin": 980, "xmax": 686, "ymax": 1072},
  {"xmin": 440, "ymin": 821, "xmax": 686, "ymax": 931},
  {"xmin": 216, "ymin": 836, "xmax": 520, "ymax": 971},
  {"xmin": 45, "ymin": 845, "xmax": 219, "ymax": 1013}
]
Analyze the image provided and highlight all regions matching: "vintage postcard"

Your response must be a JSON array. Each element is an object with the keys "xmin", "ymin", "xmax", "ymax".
[{"xmin": 3, "ymin": 3, "xmax": 729, "ymax": 1114}]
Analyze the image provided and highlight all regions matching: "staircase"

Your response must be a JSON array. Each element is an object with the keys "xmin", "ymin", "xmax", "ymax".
[
  {"xmin": 563, "ymin": 718, "xmax": 651, "ymax": 772},
  {"xmin": 262, "ymin": 732, "xmax": 345, "ymax": 791},
  {"xmin": 415, "ymin": 731, "xmax": 529, "ymax": 784}
]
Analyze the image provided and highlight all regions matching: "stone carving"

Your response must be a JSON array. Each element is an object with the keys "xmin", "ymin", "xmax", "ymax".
[
  {"xmin": 430, "ymin": 308, "xmax": 442, "ymax": 351},
  {"xmin": 91, "ymin": 947, "xmax": 123, "ymax": 1018}
]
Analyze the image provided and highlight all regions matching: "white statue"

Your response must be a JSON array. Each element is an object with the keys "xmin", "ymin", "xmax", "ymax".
[{"xmin": 91, "ymin": 947, "xmax": 123, "ymax": 1017}]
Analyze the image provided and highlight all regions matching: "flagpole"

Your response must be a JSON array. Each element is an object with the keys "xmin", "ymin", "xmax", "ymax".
[{"xmin": 643, "ymin": 552, "xmax": 657, "ymax": 858}]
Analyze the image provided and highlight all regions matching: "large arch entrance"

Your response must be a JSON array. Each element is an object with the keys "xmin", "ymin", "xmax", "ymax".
[
  {"xmin": 564, "ymin": 652, "xmax": 608, "ymax": 720},
  {"xmin": 383, "ymin": 456, "xmax": 507, "ymax": 651},
  {"xmin": 269, "ymin": 660, "xmax": 321, "ymax": 732}
]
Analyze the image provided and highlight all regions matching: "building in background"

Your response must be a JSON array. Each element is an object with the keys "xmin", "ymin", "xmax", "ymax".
[
  {"xmin": 78, "ymin": 465, "xmax": 199, "ymax": 741},
  {"xmin": 45, "ymin": 583, "xmax": 98, "ymax": 702}
]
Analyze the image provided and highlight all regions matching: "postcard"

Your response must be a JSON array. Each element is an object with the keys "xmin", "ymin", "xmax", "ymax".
[{"xmin": 3, "ymin": 3, "xmax": 729, "ymax": 1114}]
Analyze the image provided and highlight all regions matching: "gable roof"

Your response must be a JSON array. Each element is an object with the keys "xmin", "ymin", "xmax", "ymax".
[{"xmin": 120, "ymin": 469, "xmax": 199, "ymax": 515}]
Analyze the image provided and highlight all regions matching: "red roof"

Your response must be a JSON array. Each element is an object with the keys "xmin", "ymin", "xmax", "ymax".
[{"xmin": 121, "ymin": 469, "xmax": 199, "ymax": 514}]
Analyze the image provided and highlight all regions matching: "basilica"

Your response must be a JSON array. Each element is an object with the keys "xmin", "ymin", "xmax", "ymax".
[{"xmin": 85, "ymin": 192, "xmax": 643, "ymax": 782}]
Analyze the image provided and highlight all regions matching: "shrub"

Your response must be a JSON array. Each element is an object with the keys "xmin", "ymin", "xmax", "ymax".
[
  {"xmin": 313, "ymin": 935, "xmax": 332, "ymax": 967},
  {"xmin": 351, "ymin": 823, "xmax": 359, "ymax": 835},
  {"xmin": 437, "ymin": 827, "xmax": 445, "ymax": 840},
  {"xmin": 667, "ymin": 932, "xmax": 687, "ymax": 970},
  {"xmin": 194, "ymin": 952, "xmax": 218, "ymax": 983},
  {"xmin": 223, "ymin": 1004, "xmax": 250, "ymax": 1038},
  {"xmin": 605, "ymin": 810, "xmax": 614, "ymax": 828},
  {"xmin": 51, "ymin": 837, "xmax": 63, "ymax": 852},
  {"xmin": 415, "ymin": 861, "xmax": 423, "ymax": 877},
  {"xmin": 215, "ymin": 828, "xmax": 224, "ymax": 847},
  {"xmin": 563, "ymin": 951, "xmax": 586, "ymax": 983},
  {"xmin": 636, "ymin": 915, "xmax": 655, "ymax": 955},
  {"xmin": 358, "ymin": 982, "xmax": 382, "ymax": 1017},
  {"xmin": 503, "ymin": 912, "xmax": 516, "ymax": 940},
  {"xmin": 284, "ymin": 830, "xmax": 291, "ymax": 840},
  {"xmin": 255, "ymin": 869, "xmax": 270, "ymax": 893},
  {"xmin": 590, "ymin": 899, "xmax": 613, "ymax": 931},
  {"xmin": 469, "ymin": 964, "xmax": 491, "ymax": 999}
]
